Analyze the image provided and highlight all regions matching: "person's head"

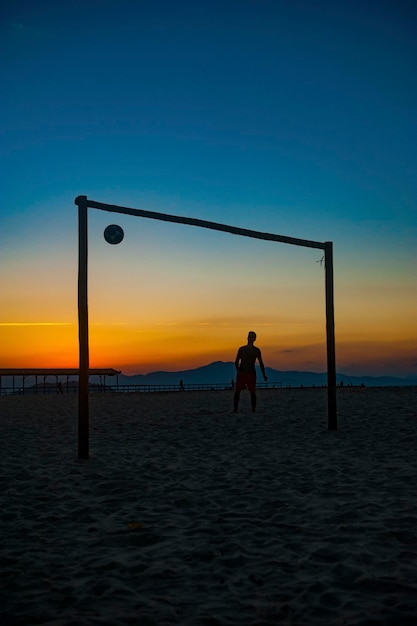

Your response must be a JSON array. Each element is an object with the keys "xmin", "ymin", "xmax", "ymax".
[{"xmin": 248, "ymin": 331, "xmax": 256, "ymax": 343}]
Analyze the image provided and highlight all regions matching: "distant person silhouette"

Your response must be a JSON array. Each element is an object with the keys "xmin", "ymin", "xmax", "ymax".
[{"xmin": 233, "ymin": 331, "xmax": 267, "ymax": 413}]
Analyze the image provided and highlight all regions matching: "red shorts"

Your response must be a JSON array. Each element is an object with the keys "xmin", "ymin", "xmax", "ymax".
[{"xmin": 235, "ymin": 372, "xmax": 256, "ymax": 392}]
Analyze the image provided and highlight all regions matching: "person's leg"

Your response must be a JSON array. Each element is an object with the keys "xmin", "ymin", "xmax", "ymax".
[
  {"xmin": 234, "ymin": 373, "xmax": 245, "ymax": 412},
  {"xmin": 245, "ymin": 374, "xmax": 257, "ymax": 412}
]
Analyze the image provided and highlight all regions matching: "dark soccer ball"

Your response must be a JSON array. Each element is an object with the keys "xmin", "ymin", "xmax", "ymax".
[{"xmin": 104, "ymin": 224, "xmax": 124, "ymax": 244}]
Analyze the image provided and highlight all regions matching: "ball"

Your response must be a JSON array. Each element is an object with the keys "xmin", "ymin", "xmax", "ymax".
[{"xmin": 104, "ymin": 224, "xmax": 124, "ymax": 245}]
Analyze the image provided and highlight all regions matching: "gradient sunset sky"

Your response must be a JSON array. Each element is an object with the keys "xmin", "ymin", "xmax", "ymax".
[{"xmin": 1, "ymin": 0, "xmax": 416, "ymax": 377}]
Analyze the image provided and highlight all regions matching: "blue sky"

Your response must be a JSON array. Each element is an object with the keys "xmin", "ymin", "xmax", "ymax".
[{"xmin": 1, "ymin": 0, "xmax": 416, "ymax": 377}]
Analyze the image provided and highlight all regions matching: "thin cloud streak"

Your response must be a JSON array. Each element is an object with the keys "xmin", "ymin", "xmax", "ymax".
[{"xmin": 0, "ymin": 322, "xmax": 72, "ymax": 326}]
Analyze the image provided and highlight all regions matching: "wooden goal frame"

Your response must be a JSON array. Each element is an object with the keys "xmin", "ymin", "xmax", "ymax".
[{"xmin": 75, "ymin": 195, "xmax": 336, "ymax": 459}]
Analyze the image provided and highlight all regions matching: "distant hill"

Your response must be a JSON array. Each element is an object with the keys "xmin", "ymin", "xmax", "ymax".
[
  {"xmin": 2, "ymin": 362, "xmax": 415, "ymax": 391},
  {"xmin": 118, "ymin": 361, "xmax": 417, "ymax": 388}
]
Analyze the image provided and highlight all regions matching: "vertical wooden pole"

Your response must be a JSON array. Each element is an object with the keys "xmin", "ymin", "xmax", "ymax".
[
  {"xmin": 77, "ymin": 195, "xmax": 89, "ymax": 458},
  {"xmin": 325, "ymin": 241, "xmax": 337, "ymax": 430}
]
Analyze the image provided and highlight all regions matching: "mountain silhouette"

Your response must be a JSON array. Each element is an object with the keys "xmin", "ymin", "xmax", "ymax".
[{"xmin": 118, "ymin": 361, "xmax": 416, "ymax": 388}]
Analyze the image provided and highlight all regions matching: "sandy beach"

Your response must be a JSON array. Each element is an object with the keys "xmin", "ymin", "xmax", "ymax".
[{"xmin": 1, "ymin": 387, "xmax": 416, "ymax": 625}]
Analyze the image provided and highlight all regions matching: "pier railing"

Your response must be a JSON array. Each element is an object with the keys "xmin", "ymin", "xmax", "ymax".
[
  {"xmin": 107, "ymin": 381, "xmax": 282, "ymax": 393},
  {"xmin": 0, "ymin": 381, "xmax": 282, "ymax": 396}
]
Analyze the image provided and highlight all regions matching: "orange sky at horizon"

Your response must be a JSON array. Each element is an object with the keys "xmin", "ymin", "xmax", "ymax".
[
  {"xmin": 1, "ymin": 312, "xmax": 415, "ymax": 377},
  {"xmin": 1, "ymin": 202, "xmax": 416, "ymax": 379}
]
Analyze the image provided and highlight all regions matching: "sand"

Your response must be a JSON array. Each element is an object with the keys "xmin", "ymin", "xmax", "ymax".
[{"xmin": 1, "ymin": 387, "xmax": 416, "ymax": 625}]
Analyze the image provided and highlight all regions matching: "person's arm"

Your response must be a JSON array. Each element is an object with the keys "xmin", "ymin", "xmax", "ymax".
[{"xmin": 258, "ymin": 352, "xmax": 268, "ymax": 381}]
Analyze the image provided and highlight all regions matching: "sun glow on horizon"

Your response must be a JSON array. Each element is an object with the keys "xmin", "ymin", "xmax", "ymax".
[{"xmin": 1, "ymin": 313, "xmax": 415, "ymax": 378}]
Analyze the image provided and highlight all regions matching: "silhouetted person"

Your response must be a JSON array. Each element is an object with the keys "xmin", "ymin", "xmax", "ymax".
[
  {"xmin": 233, "ymin": 331, "xmax": 267, "ymax": 413},
  {"xmin": 57, "ymin": 381, "xmax": 63, "ymax": 394},
  {"xmin": 179, "ymin": 379, "xmax": 185, "ymax": 391}
]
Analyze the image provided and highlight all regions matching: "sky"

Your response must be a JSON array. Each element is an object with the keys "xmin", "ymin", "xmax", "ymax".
[{"xmin": 1, "ymin": 0, "xmax": 416, "ymax": 378}]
